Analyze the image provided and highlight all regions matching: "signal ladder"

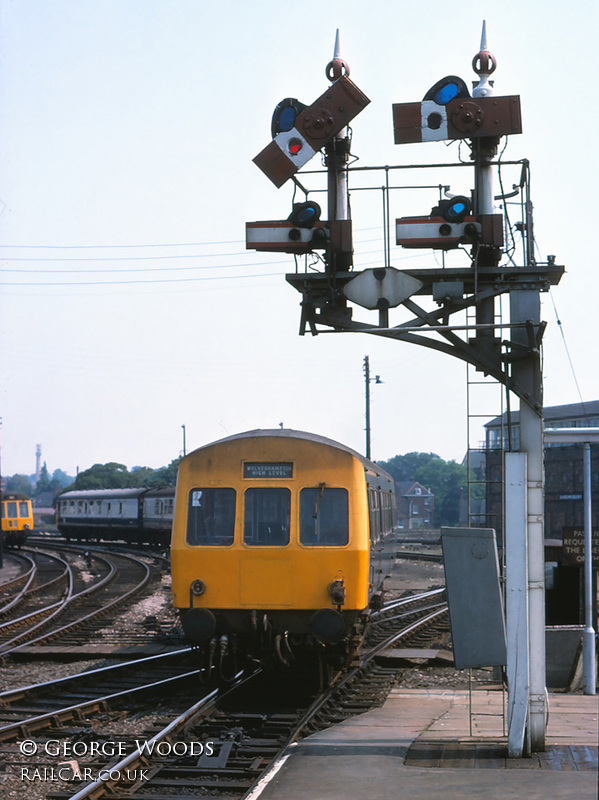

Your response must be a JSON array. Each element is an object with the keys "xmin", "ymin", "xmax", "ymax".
[{"xmin": 465, "ymin": 300, "xmax": 509, "ymax": 558}]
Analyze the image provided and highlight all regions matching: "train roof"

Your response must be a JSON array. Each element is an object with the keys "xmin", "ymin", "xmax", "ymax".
[
  {"xmin": 58, "ymin": 487, "xmax": 174, "ymax": 500},
  {"xmin": 186, "ymin": 429, "xmax": 393, "ymax": 480}
]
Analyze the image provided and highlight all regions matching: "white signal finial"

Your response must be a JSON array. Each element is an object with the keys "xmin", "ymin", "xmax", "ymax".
[
  {"xmin": 326, "ymin": 28, "xmax": 350, "ymax": 81},
  {"xmin": 480, "ymin": 19, "xmax": 488, "ymax": 51},
  {"xmin": 472, "ymin": 20, "xmax": 496, "ymax": 97},
  {"xmin": 334, "ymin": 28, "xmax": 341, "ymax": 60}
]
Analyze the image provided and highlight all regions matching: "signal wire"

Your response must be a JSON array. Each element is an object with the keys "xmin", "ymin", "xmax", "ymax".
[{"xmin": 547, "ymin": 288, "xmax": 589, "ymax": 418}]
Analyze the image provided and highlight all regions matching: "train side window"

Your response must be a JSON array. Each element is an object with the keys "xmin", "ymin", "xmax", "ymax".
[
  {"xmin": 187, "ymin": 488, "xmax": 236, "ymax": 546},
  {"xmin": 299, "ymin": 487, "xmax": 348, "ymax": 546},
  {"xmin": 243, "ymin": 488, "xmax": 290, "ymax": 546},
  {"xmin": 368, "ymin": 488, "xmax": 380, "ymax": 541}
]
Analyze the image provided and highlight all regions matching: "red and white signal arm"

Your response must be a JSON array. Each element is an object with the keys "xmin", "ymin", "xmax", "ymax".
[
  {"xmin": 254, "ymin": 75, "xmax": 370, "ymax": 188},
  {"xmin": 393, "ymin": 95, "xmax": 521, "ymax": 144},
  {"xmin": 396, "ymin": 215, "xmax": 481, "ymax": 250},
  {"xmin": 246, "ymin": 220, "xmax": 328, "ymax": 254},
  {"xmin": 396, "ymin": 214, "xmax": 503, "ymax": 250}
]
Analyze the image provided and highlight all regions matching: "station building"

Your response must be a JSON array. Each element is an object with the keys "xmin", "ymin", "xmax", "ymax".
[{"xmin": 483, "ymin": 400, "xmax": 599, "ymax": 625}]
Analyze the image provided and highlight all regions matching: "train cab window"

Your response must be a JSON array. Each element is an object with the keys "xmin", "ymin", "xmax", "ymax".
[
  {"xmin": 300, "ymin": 487, "xmax": 348, "ymax": 546},
  {"xmin": 19, "ymin": 502, "xmax": 29, "ymax": 517},
  {"xmin": 187, "ymin": 488, "xmax": 236, "ymax": 546},
  {"xmin": 243, "ymin": 488, "xmax": 290, "ymax": 546},
  {"xmin": 6, "ymin": 502, "xmax": 17, "ymax": 519}
]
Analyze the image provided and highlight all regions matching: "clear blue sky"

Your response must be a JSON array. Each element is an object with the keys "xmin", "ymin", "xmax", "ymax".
[{"xmin": 1, "ymin": 0, "xmax": 597, "ymax": 477}]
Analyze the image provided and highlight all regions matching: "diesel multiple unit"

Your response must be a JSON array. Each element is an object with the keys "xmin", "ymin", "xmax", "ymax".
[{"xmin": 170, "ymin": 429, "xmax": 397, "ymax": 669}]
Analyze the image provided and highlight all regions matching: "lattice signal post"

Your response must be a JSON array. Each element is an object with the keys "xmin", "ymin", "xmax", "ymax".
[{"xmin": 246, "ymin": 25, "xmax": 565, "ymax": 754}]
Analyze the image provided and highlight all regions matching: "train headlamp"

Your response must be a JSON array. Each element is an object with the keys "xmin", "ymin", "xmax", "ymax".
[
  {"xmin": 191, "ymin": 579, "xmax": 206, "ymax": 596},
  {"xmin": 328, "ymin": 579, "xmax": 346, "ymax": 606}
]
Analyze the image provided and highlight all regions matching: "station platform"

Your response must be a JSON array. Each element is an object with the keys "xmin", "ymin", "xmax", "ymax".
[{"xmin": 254, "ymin": 687, "xmax": 598, "ymax": 800}]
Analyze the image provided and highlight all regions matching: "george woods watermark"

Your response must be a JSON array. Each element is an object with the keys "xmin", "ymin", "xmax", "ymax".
[{"xmin": 18, "ymin": 738, "xmax": 215, "ymax": 783}]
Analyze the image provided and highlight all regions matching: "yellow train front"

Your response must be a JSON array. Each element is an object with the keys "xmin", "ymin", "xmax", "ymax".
[
  {"xmin": 1, "ymin": 493, "xmax": 33, "ymax": 547},
  {"xmin": 171, "ymin": 429, "xmax": 396, "ymax": 669}
]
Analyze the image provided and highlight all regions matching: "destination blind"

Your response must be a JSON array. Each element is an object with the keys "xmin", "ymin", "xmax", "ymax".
[{"xmin": 243, "ymin": 462, "xmax": 293, "ymax": 479}]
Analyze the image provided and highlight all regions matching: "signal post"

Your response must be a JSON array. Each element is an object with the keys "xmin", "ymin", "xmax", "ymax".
[{"xmin": 246, "ymin": 26, "xmax": 565, "ymax": 753}]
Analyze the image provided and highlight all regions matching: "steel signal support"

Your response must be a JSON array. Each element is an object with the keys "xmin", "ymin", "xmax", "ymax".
[{"xmin": 505, "ymin": 452, "xmax": 530, "ymax": 758}]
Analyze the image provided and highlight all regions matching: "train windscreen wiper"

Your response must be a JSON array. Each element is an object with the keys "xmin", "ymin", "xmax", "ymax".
[{"xmin": 312, "ymin": 483, "xmax": 326, "ymax": 519}]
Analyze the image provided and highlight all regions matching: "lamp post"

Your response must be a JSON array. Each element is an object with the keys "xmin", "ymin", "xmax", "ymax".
[
  {"xmin": 181, "ymin": 425, "xmax": 186, "ymax": 458},
  {"xmin": 363, "ymin": 356, "xmax": 382, "ymax": 459}
]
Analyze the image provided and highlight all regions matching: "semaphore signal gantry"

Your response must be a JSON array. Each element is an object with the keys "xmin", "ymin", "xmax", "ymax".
[
  {"xmin": 245, "ymin": 25, "xmax": 564, "ymax": 415},
  {"xmin": 246, "ymin": 23, "xmax": 566, "ymax": 754}
]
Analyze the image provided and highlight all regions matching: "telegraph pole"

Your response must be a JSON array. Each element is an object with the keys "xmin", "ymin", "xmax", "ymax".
[
  {"xmin": 364, "ymin": 356, "xmax": 372, "ymax": 459},
  {"xmin": 363, "ymin": 356, "xmax": 382, "ymax": 459}
]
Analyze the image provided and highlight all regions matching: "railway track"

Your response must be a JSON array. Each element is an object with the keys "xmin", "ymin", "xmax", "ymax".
[
  {"xmin": 0, "ymin": 548, "xmax": 153, "ymax": 657},
  {"xmin": 0, "ymin": 551, "xmax": 72, "ymax": 622},
  {"xmin": 0, "ymin": 588, "xmax": 448, "ymax": 800},
  {"xmin": 0, "ymin": 649, "xmax": 199, "ymax": 741}
]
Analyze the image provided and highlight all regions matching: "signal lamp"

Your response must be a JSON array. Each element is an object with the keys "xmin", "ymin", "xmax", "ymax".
[
  {"xmin": 288, "ymin": 201, "xmax": 322, "ymax": 229},
  {"xmin": 287, "ymin": 137, "xmax": 303, "ymax": 156},
  {"xmin": 271, "ymin": 97, "xmax": 308, "ymax": 138},
  {"xmin": 423, "ymin": 75, "xmax": 470, "ymax": 105},
  {"xmin": 434, "ymin": 195, "xmax": 472, "ymax": 223}
]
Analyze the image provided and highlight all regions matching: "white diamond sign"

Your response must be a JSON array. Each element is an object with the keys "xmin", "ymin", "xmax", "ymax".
[{"xmin": 343, "ymin": 267, "xmax": 424, "ymax": 310}]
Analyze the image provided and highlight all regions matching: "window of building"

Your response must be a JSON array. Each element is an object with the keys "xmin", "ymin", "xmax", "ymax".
[
  {"xmin": 187, "ymin": 488, "xmax": 236, "ymax": 546},
  {"xmin": 243, "ymin": 488, "xmax": 290, "ymax": 546},
  {"xmin": 299, "ymin": 487, "xmax": 348, "ymax": 546}
]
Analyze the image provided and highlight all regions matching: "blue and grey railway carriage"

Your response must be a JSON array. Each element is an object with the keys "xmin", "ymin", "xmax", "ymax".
[{"xmin": 56, "ymin": 487, "xmax": 174, "ymax": 545}]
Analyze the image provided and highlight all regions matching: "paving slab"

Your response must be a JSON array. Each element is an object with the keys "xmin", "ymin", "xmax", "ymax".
[{"xmin": 254, "ymin": 688, "xmax": 598, "ymax": 800}]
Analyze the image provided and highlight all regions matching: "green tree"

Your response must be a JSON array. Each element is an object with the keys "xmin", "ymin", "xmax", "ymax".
[
  {"xmin": 379, "ymin": 451, "xmax": 467, "ymax": 527},
  {"xmin": 52, "ymin": 469, "xmax": 74, "ymax": 488},
  {"xmin": 35, "ymin": 462, "xmax": 52, "ymax": 493},
  {"xmin": 73, "ymin": 462, "xmax": 133, "ymax": 490},
  {"xmin": 5, "ymin": 474, "xmax": 33, "ymax": 496},
  {"xmin": 147, "ymin": 458, "xmax": 181, "ymax": 487},
  {"xmin": 61, "ymin": 458, "xmax": 182, "ymax": 492}
]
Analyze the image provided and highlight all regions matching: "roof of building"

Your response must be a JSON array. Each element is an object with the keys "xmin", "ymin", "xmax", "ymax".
[
  {"xmin": 396, "ymin": 480, "xmax": 434, "ymax": 497},
  {"xmin": 486, "ymin": 400, "xmax": 599, "ymax": 428}
]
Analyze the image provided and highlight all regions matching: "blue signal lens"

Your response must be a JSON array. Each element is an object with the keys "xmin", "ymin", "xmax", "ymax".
[
  {"xmin": 278, "ymin": 106, "xmax": 297, "ymax": 132},
  {"xmin": 447, "ymin": 201, "xmax": 467, "ymax": 219},
  {"xmin": 296, "ymin": 206, "xmax": 318, "ymax": 225},
  {"xmin": 440, "ymin": 196, "xmax": 471, "ymax": 223},
  {"xmin": 288, "ymin": 201, "xmax": 322, "ymax": 228},
  {"xmin": 434, "ymin": 82, "xmax": 460, "ymax": 105}
]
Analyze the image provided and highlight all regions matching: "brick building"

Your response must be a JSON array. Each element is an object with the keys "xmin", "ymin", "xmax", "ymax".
[{"xmin": 396, "ymin": 481, "xmax": 434, "ymax": 529}]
